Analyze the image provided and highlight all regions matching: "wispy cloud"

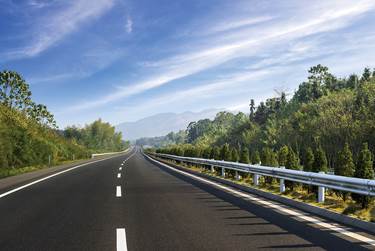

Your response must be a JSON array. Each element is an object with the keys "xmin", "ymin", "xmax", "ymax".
[
  {"xmin": 125, "ymin": 15, "xmax": 133, "ymax": 33},
  {"xmin": 208, "ymin": 15, "xmax": 274, "ymax": 34},
  {"xmin": 9, "ymin": 0, "xmax": 115, "ymax": 58},
  {"xmin": 65, "ymin": 0, "xmax": 375, "ymax": 112}
]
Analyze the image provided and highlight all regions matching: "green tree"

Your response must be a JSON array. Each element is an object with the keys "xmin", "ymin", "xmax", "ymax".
[
  {"xmin": 261, "ymin": 147, "xmax": 278, "ymax": 167},
  {"xmin": 278, "ymin": 145, "xmax": 289, "ymax": 167},
  {"xmin": 230, "ymin": 148, "xmax": 239, "ymax": 162},
  {"xmin": 0, "ymin": 70, "xmax": 56, "ymax": 127},
  {"xmin": 251, "ymin": 150, "xmax": 260, "ymax": 164},
  {"xmin": 353, "ymin": 143, "xmax": 374, "ymax": 208},
  {"xmin": 313, "ymin": 146, "xmax": 328, "ymax": 173},
  {"xmin": 239, "ymin": 147, "xmax": 250, "ymax": 164},
  {"xmin": 304, "ymin": 147, "xmax": 314, "ymax": 172},
  {"xmin": 210, "ymin": 146, "xmax": 221, "ymax": 160},
  {"xmin": 285, "ymin": 147, "xmax": 300, "ymax": 190},
  {"xmin": 220, "ymin": 144, "xmax": 231, "ymax": 161},
  {"xmin": 335, "ymin": 143, "xmax": 355, "ymax": 200},
  {"xmin": 336, "ymin": 143, "xmax": 355, "ymax": 177}
]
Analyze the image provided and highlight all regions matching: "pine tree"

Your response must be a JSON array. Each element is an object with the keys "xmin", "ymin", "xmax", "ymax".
[
  {"xmin": 220, "ymin": 144, "xmax": 231, "ymax": 161},
  {"xmin": 304, "ymin": 147, "xmax": 314, "ymax": 172},
  {"xmin": 278, "ymin": 145, "xmax": 289, "ymax": 167},
  {"xmin": 286, "ymin": 148, "xmax": 300, "ymax": 170},
  {"xmin": 239, "ymin": 147, "xmax": 250, "ymax": 164},
  {"xmin": 313, "ymin": 146, "xmax": 328, "ymax": 173},
  {"xmin": 336, "ymin": 143, "xmax": 355, "ymax": 177},
  {"xmin": 251, "ymin": 150, "xmax": 260, "ymax": 164},
  {"xmin": 231, "ymin": 148, "xmax": 239, "ymax": 162},
  {"xmin": 285, "ymin": 147, "xmax": 300, "ymax": 190},
  {"xmin": 335, "ymin": 143, "xmax": 355, "ymax": 201},
  {"xmin": 261, "ymin": 147, "xmax": 278, "ymax": 184},
  {"xmin": 261, "ymin": 148, "xmax": 278, "ymax": 167},
  {"xmin": 210, "ymin": 146, "xmax": 221, "ymax": 160},
  {"xmin": 353, "ymin": 143, "xmax": 374, "ymax": 208}
]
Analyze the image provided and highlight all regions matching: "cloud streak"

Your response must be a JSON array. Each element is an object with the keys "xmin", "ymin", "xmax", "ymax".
[
  {"xmin": 65, "ymin": 0, "xmax": 375, "ymax": 112},
  {"xmin": 10, "ymin": 0, "xmax": 115, "ymax": 58}
]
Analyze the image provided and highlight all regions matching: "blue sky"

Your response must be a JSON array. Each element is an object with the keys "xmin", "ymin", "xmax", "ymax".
[{"xmin": 1, "ymin": 0, "xmax": 375, "ymax": 128}]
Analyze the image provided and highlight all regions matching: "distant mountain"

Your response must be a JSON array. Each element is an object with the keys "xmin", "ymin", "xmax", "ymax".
[{"xmin": 116, "ymin": 109, "xmax": 221, "ymax": 140}]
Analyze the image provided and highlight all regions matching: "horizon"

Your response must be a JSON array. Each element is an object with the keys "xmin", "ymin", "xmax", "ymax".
[{"xmin": 1, "ymin": 0, "xmax": 375, "ymax": 129}]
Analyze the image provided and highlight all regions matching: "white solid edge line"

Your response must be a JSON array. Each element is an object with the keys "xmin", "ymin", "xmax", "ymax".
[
  {"xmin": 0, "ymin": 155, "xmax": 126, "ymax": 199},
  {"xmin": 116, "ymin": 186, "xmax": 122, "ymax": 197},
  {"xmin": 117, "ymin": 173, "xmax": 121, "ymax": 178},
  {"xmin": 146, "ymin": 155, "xmax": 375, "ymax": 246},
  {"xmin": 116, "ymin": 228, "xmax": 128, "ymax": 251}
]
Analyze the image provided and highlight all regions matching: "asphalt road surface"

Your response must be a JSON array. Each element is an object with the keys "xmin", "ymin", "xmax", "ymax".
[{"xmin": 0, "ymin": 148, "xmax": 374, "ymax": 251}]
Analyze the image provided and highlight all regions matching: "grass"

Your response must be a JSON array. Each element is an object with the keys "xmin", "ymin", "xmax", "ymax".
[
  {"xmin": 163, "ymin": 158, "xmax": 375, "ymax": 222},
  {"xmin": 0, "ymin": 158, "xmax": 88, "ymax": 179}
]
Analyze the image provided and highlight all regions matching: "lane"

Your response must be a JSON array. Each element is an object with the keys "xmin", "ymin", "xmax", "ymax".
[
  {"xmin": 0, "ymin": 150, "xmax": 134, "ymax": 251},
  {"xmin": 0, "ymin": 148, "xmax": 372, "ymax": 251},
  {"xmin": 121, "ymin": 152, "xmax": 372, "ymax": 250}
]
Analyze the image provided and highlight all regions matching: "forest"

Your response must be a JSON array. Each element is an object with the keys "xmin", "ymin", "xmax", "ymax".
[
  {"xmin": 153, "ymin": 65, "xmax": 375, "ymax": 208},
  {"xmin": 0, "ymin": 70, "xmax": 128, "ymax": 177}
]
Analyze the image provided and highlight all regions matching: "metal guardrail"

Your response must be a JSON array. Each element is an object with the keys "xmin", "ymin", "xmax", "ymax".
[{"xmin": 148, "ymin": 152, "xmax": 375, "ymax": 203}]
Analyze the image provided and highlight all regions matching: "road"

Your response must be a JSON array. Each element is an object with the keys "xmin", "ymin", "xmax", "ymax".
[{"xmin": 0, "ymin": 148, "xmax": 374, "ymax": 250}]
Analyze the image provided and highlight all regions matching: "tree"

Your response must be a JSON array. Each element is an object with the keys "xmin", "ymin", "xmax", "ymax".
[
  {"xmin": 0, "ymin": 70, "xmax": 56, "ymax": 127},
  {"xmin": 304, "ymin": 147, "xmax": 314, "ymax": 172},
  {"xmin": 353, "ymin": 143, "xmax": 374, "ymax": 208},
  {"xmin": 0, "ymin": 70, "xmax": 32, "ymax": 110},
  {"xmin": 360, "ymin": 68, "xmax": 371, "ymax": 83},
  {"xmin": 286, "ymin": 148, "xmax": 300, "ymax": 170},
  {"xmin": 230, "ymin": 148, "xmax": 239, "ymax": 162},
  {"xmin": 285, "ymin": 147, "xmax": 300, "ymax": 190},
  {"xmin": 313, "ymin": 146, "xmax": 328, "ymax": 173},
  {"xmin": 251, "ymin": 150, "xmax": 260, "ymax": 164},
  {"xmin": 240, "ymin": 147, "xmax": 250, "ymax": 164},
  {"xmin": 278, "ymin": 145, "xmax": 289, "ymax": 167},
  {"xmin": 220, "ymin": 144, "xmax": 231, "ymax": 161},
  {"xmin": 202, "ymin": 147, "xmax": 211, "ymax": 159},
  {"xmin": 249, "ymin": 99, "xmax": 255, "ymax": 120},
  {"xmin": 335, "ymin": 143, "xmax": 355, "ymax": 200},
  {"xmin": 261, "ymin": 147, "xmax": 278, "ymax": 167},
  {"xmin": 336, "ymin": 143, "xmax": 355, "ymax": 177},
  {"xmin": 210, "ymin": 146, "xmax": 221, "ymax": 160}
]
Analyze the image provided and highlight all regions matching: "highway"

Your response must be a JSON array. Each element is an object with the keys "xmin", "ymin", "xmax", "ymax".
[{"xmin": 0, "ymin": 148, "xmax": 374, "ymax": 250}]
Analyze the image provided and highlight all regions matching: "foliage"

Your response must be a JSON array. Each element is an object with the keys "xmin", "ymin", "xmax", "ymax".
[
  {"xmin": 0, "ymin": 70, "xmax": 128, "ymax": 174},
  {"xmin": 230, "ymin": 148, "xmax": 239, "ymax": 162},
  {"xmin": 353, "ymin": 143, "xmax": 374, "ymax": 208},
  {"xmin": 313, "ymin": 146, "xmax": 328, "ymax": 173},
  {"xmin": 155, "ymin": 65, "xmax": 375, "ymax": 208},
  {"xmin": 0, "ymin": 70, "xmax": 56, "ymax": 127},
  {"xmin": 239, "ymin": 147, "xmax": 250, "ymax": 164},
  {"xmin": 64, "ymin": 119, "xmax": 127, "ymax": 153}
]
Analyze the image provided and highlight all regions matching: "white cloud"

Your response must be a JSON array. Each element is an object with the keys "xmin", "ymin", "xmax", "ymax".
[
  {"xmin": 208, "ymin": 15, "xmax": 274, "ymax": 34},
  {"xmin": 125, "ymin": 16, "xmax": 133, "ymax": 33},
  {"xmin": 65, "ymin": 0, "xmax": 375, "ymax": 112},
  {"xmin": 13, "ymin": 0, "xmax": 115, "ymax": 58}
]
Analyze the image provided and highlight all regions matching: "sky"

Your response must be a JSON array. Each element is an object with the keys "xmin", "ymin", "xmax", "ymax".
[{"xmin": 1, "ymin": 0, "xmax": 375, "ymax": 128}]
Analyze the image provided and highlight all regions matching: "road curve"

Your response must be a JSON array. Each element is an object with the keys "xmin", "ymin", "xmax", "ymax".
[{"xmin": 0, "ymin": 148, "xmax": 373, "ymax": 250}]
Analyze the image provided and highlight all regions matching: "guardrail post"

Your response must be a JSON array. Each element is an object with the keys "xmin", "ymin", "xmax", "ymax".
[
  {"xmin": 318, "ymin": 171, "xmax": 325, "ymax": 203},
  {"xmin": 253, "ymin": 174, "xmax": 259, "ymax": 186},
  {"xmin": 221, "ymin": 167, "xmax": 225, "ymax": 177},
  {"xmin": 279, "ymin": 166, "xmax": 285, "ymax": 193},
  {"xmin": 211, "ymin": 165, "xmax": 215, "ymax": 173},
  {"xmin": 235, "ymin": 171, "xmax": 240, "ymax": 181}
]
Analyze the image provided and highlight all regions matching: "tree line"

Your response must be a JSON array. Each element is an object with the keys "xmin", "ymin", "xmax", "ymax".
[
  {"xmin": 153, "ymin": 65, "xmax": 375, "ymax": 208},
  {"xmin": 0, "ymin": 71, "xmax": 128, "ymax": 172}
]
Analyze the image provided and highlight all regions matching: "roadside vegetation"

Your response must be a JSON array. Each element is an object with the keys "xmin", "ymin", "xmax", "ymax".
[
  {"xmin": 0, "ymin": 70, "xmax": 129, "ymax": 178},
  {"xmin": 146, "ymin": 65, "xmax": 375, "ymax": 218}
]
